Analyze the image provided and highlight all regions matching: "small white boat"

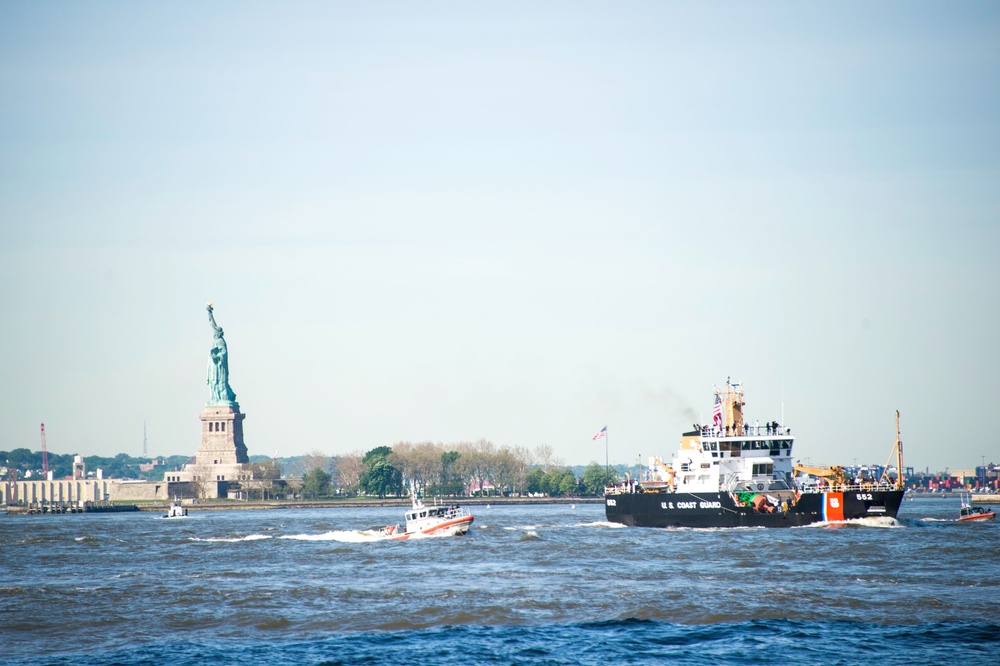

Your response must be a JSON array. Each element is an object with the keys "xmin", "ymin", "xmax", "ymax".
[
  {"xmin": 379, "ymin": 496, "xmax": 473, "ymax": 540},
  {"xmin": 163, "ymin": 500, "xmax": 188, "ymax": 519}
]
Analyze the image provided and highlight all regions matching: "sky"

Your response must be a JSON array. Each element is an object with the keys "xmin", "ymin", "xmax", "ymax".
[{"xmin": 1, "ymin": 2, "xmax": 998, "ymax": 474}]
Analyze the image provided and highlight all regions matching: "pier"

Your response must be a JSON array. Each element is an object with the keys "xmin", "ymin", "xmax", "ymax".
[{"xmin": 5, "ymin": 501, "xmax": 140, "ymax": 515}]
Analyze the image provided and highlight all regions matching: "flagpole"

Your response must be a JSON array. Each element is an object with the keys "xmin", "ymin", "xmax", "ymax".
[{"xmin": 606, "ymin": 427, "xmax": 609, "ymax": 478}]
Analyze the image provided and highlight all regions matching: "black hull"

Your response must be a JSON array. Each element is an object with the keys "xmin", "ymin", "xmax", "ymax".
[{"xmin": 605, "ymin": 490, "xmax": 904, "ymax": 528}]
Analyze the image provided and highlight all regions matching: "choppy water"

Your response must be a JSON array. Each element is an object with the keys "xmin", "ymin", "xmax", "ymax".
[{"xmin": 1, "ymin": 497, "xmax": 997, "ymax": 665}]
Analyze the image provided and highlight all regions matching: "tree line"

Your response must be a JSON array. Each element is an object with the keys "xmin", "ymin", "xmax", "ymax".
[
  {"xmin": 3, "ymin": 441, "xmax": 620, "ymax": 501},
  {"xmin": 298, "ymin": 440, "xmax": 619, "ymax": 500},
  {"xmin": 0, "ymin": 449, "xmax": 191, "ymax": 481}
]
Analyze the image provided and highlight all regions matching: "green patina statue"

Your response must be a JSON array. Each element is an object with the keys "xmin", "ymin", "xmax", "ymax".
[{"xmin": 206, "ymin": 303, "xmax": 238, "ymax": 406}]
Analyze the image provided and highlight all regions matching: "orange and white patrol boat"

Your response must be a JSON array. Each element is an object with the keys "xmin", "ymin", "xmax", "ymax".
[
  {"xmin": 379, "ymin": 495, "xmax": 474, "ymax": 540},
  {"xmin": 958, "ymin": 494, "xmax": 996, "ymax": 522}
]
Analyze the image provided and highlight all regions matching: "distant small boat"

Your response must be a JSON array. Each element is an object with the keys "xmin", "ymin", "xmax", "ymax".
[
  {"xmin": 163, "ymin": 500, "xmax": 188, "ymax": 519},
  {"xmin": 958, "ymin": 494, "xmax": 995, "ymax": 522}
]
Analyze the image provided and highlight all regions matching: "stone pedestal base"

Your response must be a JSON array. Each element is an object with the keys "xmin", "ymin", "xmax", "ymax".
[
  {"xmin": 196, "ymin": 404, "xmax": 249, "ymax": 466},
  {"xmin": 171, "ymin": 405, "xmax": 250, "ymax": 493}
]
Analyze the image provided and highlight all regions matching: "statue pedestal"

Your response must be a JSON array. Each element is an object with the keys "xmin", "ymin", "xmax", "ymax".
[{"xmin": 196, "ymin": 405, "xmax": 249, "ymax": 467}]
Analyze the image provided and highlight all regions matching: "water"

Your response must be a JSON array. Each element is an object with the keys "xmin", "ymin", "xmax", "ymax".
[{"xmin": 1, "ymin": 497, "xmax": 997, "ymax": 665}]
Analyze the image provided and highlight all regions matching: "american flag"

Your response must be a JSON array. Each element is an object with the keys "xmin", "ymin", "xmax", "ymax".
[
  {"xmin": 592, "ymin": 426, "xmax": 607, "ymax": 440},
  {"xmin": 712, "ymin": 394, "xmax": 723, "ymax": 429}
]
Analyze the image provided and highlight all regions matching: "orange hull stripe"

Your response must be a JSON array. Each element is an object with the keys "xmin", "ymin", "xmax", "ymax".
[
  {"xmin": 824, "ymin": 493, "xmax": 845, "ymax": 522},
  {"xmin": 420, "ymin": 516, "xmax": 474, "ymax": 534}
]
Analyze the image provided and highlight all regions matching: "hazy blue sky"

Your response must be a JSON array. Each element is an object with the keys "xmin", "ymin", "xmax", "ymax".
[{"xmin": 2, "ymin": 2, "xmax": 998, "ymax": 473}]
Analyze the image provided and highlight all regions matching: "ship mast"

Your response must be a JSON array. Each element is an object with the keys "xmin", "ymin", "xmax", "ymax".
[{"xmin": 895, "ymin": 410, "xmax": 904, "ymax": 490}]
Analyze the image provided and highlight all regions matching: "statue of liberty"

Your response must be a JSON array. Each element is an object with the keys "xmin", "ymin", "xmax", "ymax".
[{"xmin": 206, "ymin": 303, "xmax": 238, "ymax": 405}]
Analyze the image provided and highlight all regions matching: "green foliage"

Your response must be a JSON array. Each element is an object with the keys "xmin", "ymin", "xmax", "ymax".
[
  {"xmin": 301, "ymin": 468, "xmax": 332, "ymax": 498},
  {"xmin": 360, "ymin": 457, "xmax": 403, "ymax": 498},
  {"xmin": 580, "ymin": 462, "xmax": 618, "ymax": 496},
  {"xmin": 363, "ymin": 446, "xmax": 393, "ymax": 465},
  {"xmin": 526, "ymin": 467, "xmax": 546, "ymax": 494},
  {"xmin": 558, "ymin": 470, "xmax": 579, "ymax": 496},
  {"xmin": 440, "ymin": 450, "xmax": 460, "ymax": 485},
  {"xmin": 1, "ymin": 448, "xmax": 172, "ymax": 480},
  {"xmin": 525, "ymin": 467, "xmax": 578, "ymax": 497}
]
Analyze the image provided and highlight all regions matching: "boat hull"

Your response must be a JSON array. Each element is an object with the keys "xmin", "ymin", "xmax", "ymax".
[
  {"xmin": 957, "ymin": 512, "xmax": 995, "ymax": 522},
  {"xmin": 605, "ymin": 490, "xmax": 904, "ymax": 528},
  {"xmin": 383, "ymin": 515, "xmax": 474, "ymax": 540}
]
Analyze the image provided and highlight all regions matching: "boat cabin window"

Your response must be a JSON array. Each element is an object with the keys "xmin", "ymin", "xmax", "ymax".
[{"xmin": 752, "ymin": 463, "xmax": 774, "ymax": 476}]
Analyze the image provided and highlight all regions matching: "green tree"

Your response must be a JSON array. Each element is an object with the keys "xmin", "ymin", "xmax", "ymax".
[
  {"xmin": 301, "ymin": 468, "xmax": 332, "ymax": 499},
  {"xmin": 558, "ymin": 470, "xmax": 579, "ymax": 496},
  {"xmin": 543, "ymin": 469, "xmax": 564, "ymax": 495},
  {"xmin": 526, "ymin": 467, "xmax": 546, "ymax": 495},
  {"xmin": 363, "ymin": 446, "xmax": 393, "ymax": 465},
  {"xmin": 440, "ymin": 450, "xmax": 460, "ymax": 485},
  {"xmin": 360, "ymin": 458, "xmax": 403, "ymax": 498},
  {"xmin": 581, "ymin": 462, "xmax": 617, "ymax": 496}
]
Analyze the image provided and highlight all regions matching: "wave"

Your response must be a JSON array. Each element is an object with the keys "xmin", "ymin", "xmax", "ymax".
[
  {"xmin": 13, "ymin": 620, "xmax": 1000, "ymax": 666},
  {"xmin": 800, "ymin": 516, "xmax": 902, "ymax": 529},
  {"xmin": 282, "ymin": 530, "xmax": 384, "ymax": 543},
  {"xmin": 575, "ymin": 521, "xmax": 627, "ymax": 529},
  {"xmin": 188, "ymin": 534, "xmax": 272, "ymax": 543}
]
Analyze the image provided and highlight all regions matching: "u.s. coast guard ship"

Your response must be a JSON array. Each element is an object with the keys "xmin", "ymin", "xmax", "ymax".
[{"xmin": 604, "ymin": 380, "xmax": 905, "ymax": 528}]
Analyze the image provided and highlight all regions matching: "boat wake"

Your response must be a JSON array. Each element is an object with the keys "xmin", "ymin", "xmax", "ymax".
[
  {"xmin": 804, "ymin": 516, "xmax": 902, "ymax": 529},
  {"xmin": 576, "ymin": 521, "xmax": 627, "ymax": 529},
  {"xmin": 281, "ymin": 530, "xmax": 383, "ymax": 543},
  {"xmin": 188, "ymin": 534, "xmax": 273, "ymax": 543}
]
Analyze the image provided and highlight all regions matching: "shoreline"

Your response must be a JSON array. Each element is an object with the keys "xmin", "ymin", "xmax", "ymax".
[{"xmin": 138, "ymin": 496, "xmax": 603, "ymax": 512}]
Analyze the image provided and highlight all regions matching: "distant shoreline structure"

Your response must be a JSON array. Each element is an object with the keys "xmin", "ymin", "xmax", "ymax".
[{"xmin": 131, "ymin": 496, "xmax": 600, "ymax": 512}]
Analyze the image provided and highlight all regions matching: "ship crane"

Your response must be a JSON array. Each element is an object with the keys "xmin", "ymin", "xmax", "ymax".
[{"xmin": 792, "ymin": 463, "xmax": 848, "ymax": 488}]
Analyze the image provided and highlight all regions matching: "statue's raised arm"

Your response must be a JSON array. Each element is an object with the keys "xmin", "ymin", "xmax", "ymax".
[{"xmin": 207, "ymin": 303, "xmax": 221, "ymax": 332}]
